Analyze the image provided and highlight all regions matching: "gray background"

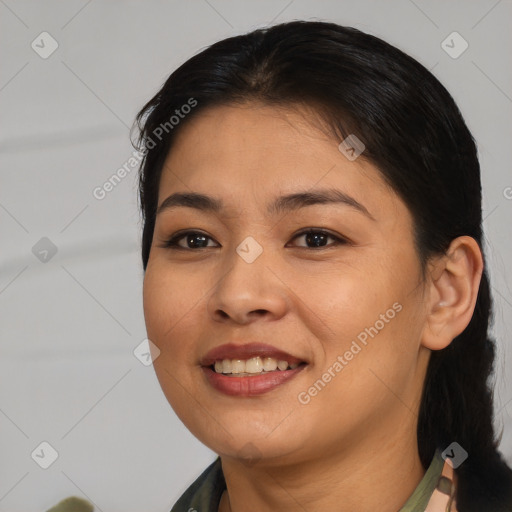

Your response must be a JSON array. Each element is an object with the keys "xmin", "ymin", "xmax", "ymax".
[{"xmin": 1, "ymin": 0, "xmax": 511, "ymax": 510}]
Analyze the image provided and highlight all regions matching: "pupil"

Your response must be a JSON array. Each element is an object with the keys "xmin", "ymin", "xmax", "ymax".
[
  {"xmin": 189, "ymin": 234, "xmax": 207, "ymax": 248},
  {"xmin": 306, "ymin": 232, "xmax": 327, "ymax": 247}
]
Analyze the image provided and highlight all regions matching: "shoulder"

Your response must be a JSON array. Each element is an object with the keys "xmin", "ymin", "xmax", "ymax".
[{"xmin": 170, "ymin": 456, "xmax": 226, "ymax": 512}]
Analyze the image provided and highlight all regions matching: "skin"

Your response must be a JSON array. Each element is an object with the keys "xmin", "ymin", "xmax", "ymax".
[{"xmin": 143, "ymin": 102, "xmax": 483, "ymax": 512}]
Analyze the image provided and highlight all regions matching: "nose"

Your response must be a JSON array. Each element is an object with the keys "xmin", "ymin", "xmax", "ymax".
[{"xmin": 206, "ymin": 244, "xmax": 288, "ymax": 325}]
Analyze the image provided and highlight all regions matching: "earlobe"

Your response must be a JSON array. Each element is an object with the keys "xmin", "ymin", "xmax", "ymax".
[{"xmin": 421, "ymin": 236, "xmax": 484, "ymax": 351}]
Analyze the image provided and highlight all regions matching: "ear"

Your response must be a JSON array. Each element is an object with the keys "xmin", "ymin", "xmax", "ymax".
[{"xmin": 421, "ymin": 236, "xmax": 484, "ymax": 351}]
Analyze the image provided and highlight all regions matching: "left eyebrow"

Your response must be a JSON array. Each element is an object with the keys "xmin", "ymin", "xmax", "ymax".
[
  {"xmin": 268, "ymin": 188, "xmax": 375, "ymax": 220},
  {"xmin": 156, "ymin": 187, "xmax": 376, "ymax": 221}
]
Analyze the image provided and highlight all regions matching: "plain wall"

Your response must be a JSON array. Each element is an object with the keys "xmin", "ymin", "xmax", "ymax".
[{"xmin": 1, "ymin": 1, "xmax": 511, "ymax": 510}]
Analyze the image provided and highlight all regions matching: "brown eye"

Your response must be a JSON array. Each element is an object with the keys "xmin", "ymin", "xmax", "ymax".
[
  {"xmin": 162, "ymin": 231, "xmax": 218, "ymax": 250},
  {"xmin": 289, "ymin": 229, "xmax": 348, "ymax": 249},
  {"xmin": 160, "ymin": 229, "xmax": 348, "ymax": 251}
]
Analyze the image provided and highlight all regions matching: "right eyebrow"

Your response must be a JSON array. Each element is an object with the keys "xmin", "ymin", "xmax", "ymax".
[{"xmin": 156, "ymin": 192, "xmax": 222, "ymax": 216}]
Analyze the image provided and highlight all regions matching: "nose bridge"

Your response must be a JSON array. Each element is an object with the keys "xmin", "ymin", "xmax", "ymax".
[{"xmin": 207, "ymin": 233, "xmax": 287, "ymax": 323}]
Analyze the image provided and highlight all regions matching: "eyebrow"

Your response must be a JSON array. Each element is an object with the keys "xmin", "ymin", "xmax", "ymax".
[{"xmin": 156, "ymin": 188, "xmax": 375, "ymax": 221}]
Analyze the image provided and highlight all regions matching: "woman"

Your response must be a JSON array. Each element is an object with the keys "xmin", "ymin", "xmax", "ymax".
[{"xmin": 133, "ymin": 20, "xmax": 512, "ymax": 511}]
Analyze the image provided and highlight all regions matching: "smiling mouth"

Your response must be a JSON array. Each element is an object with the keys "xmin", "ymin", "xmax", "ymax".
[
  {"xmin": 210, "ymin": 356, "xmax": 307, "ymax": 376},
  {"xmin": 200, "ymin": 342, "xmax": 308, "ymax": 395},
  {"xmin": 202, "ymin": 361, "xmax": 308, "ymax": 396}
]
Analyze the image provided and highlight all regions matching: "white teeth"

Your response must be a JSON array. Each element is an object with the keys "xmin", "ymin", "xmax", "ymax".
[
  {"xmin": 213, "ymin": 356, "xmax": 301, "ymax": 375},
  {"xmin": 277, "ymin": 360, "xmax": 288, "ymax": 371},
  {"xmin": 262, "ymin": 357, "xmax": 277, "ymax": 372},
  {"xmin": 245, "ymin": 356, "xmax": 263, "ymax": 373},
  {"xmin": 231, "ymin": 359, "xmax": 245, "ymax": 374}
]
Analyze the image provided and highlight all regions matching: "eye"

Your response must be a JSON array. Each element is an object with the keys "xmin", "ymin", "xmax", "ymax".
[
  {"xmin": 287, "ymin": 229, "xmax": 348, "ymax": 249},
  {"xmin": 160, "ymin": 228, "xmax": 348, "ymax": 251},
  {"xmin": 160, "ymin": 230, "xmax": 218, "ymax": 250}
]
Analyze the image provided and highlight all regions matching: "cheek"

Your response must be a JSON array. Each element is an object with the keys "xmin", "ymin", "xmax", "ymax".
[
  {"xmin": 312, "ymin": 246, "xmax": 423, "ymax": 375},
  {"xmin": 143, "ymin": 258, "xmax": 198, "ymax": 330},
  {"xmin": 142, "ymin": 263, "xmax": 206, "ymax": 419},
  {"xmin": 143, "ymin": 263, "xmax": 194, "ymax": 362},
  {"xmin": 301, "ymin": 260, "xmax": 401, "ymax": 341},
  {"xmin": 143, "ymin": 267, "xmax": 169, "ymax": 342}
]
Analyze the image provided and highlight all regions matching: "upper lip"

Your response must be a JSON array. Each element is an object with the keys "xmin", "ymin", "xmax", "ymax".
[{"xmin": 200, "ymin": 342, "xmax": 307, "ymax": 367}]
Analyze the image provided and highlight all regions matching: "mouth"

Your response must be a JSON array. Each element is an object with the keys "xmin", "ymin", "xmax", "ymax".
[
  {"xmin": 210, "ymin": 356, "xmax": 305, "ymax": 376},
  {"xmin": 200, "ymin": 342, "xmax": 308, "ymax": 396}
]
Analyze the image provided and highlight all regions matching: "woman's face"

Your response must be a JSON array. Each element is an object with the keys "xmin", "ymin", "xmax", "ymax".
[{"xmin": 143, "ymin": 102, "xmax": 432, "ymax": 465}]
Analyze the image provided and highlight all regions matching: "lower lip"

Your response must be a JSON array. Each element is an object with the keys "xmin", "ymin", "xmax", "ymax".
[{"xmin": 202, "ymin": 365, "xmax": 307, "ymax": 396}]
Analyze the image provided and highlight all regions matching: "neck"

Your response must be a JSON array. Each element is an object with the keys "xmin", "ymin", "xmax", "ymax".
[{"xmin": 218, "ymin": 416, "xmax": 425, "ymax": 512}]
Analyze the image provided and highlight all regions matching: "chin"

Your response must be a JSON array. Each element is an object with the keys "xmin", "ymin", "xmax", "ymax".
[{"xmin": 196, "ymin": 423, "xmax": 307, "ymax": 464}]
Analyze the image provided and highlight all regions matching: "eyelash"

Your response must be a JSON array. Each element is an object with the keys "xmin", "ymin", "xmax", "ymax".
[{"xmin": 160, "ymin": 229, "xmax": 349, "ymax": 251}]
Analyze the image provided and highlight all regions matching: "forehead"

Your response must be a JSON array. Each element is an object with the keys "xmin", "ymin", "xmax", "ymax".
[{"xmin": 157, "ymin": 102, "xmax": 404, "ymax": 223}]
